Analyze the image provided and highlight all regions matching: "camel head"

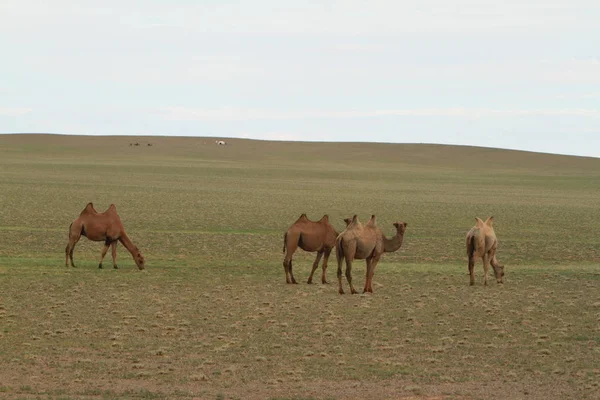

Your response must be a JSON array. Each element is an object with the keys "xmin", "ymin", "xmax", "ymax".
[
  {"xmin": 133, "ymin": 250, "xmax": 145, "ymax": 270},
  {"xmin": 492, "ymin": 263, "xmax": 504, "ymax": 284},
  {"xmin": 392, "ymin": 221, "xmax": 408, "ymax": 235}
]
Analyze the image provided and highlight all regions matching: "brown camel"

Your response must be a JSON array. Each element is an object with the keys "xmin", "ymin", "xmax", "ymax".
[
  {"xmin": 336, "ymin": 215, "xmax": 407, "ymax": 294},
  {"xmin": 65, "ymin": 203, "xmax": 145, "ymax": 270},
  {"xmin": 282, "ymin": 214, "xmax": 351, "ymax": 284},
  {"xmin": 466, "ymin": 216, "xmax": 504, "ymax": 285}
]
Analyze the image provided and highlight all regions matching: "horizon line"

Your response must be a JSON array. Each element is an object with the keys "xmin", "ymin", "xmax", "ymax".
[{"xmin": 1, "ymin": 132, "xmax": 598, "ymax": 160}]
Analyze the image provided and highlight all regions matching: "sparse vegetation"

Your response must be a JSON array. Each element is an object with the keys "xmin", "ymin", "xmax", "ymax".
[{"xmin": 0, "ymin": 134, "xmax": 599, "ymax": 399}]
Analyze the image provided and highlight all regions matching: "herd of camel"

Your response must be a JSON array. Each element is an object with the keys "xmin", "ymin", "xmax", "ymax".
[{"xmin": 65, "ymin": 203, "xmax": 504, "ymax": 294}]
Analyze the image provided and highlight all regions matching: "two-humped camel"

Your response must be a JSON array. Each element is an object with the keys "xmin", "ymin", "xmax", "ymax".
[
  {"xmin": 282, "ymin": 214, "xmax": 351, "ymax": 284},
  {"xmin": 466, "ymin": 216, "xmax": 504, "ymax": 285},
  {"xmin": 336, "ymin": 215, "xmax": 407, "ymax": 294},
  {"xmin": 65, "ymin": 203, "xmax": 145, "ymax": 270}
]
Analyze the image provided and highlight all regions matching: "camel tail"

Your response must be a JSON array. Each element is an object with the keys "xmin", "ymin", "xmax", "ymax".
[
  {"xmin": 283, "ymin": 232, "xmax": 287, "ymax": 253},
  {"xmin": 467, "ymin": 234, "xmax": 475, "ymax": 258},
  {"xmin": 67, "ymin": 223, "xmax": 72, "ymax": 238},
  {"xmin": 336, "ymin": 238, "xmax": 344, "ymax": 263}
]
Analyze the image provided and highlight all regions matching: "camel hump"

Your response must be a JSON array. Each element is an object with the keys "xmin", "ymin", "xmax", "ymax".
[
  {"xmin": 475, "ymin": 217, "xmax": 485, "ymax": 228},
  {"xmin": 81, "ymin": 202, "xmax": 97, "ymax": 215},
  {"xmin": 296, "ymin": 213, "xmax": 309, "ymax": 223},
  {"xmin": 367, "ymin": 215, "xmax": 377, "ymax": 226},
  {"xmin": 351, "ymin": 215, "xmax": 359, "ymax": 224},
  {"xmin": 107, "ymin": 204, "xmax": 117, "ymax": 212},
  {"xmin": 320, "ymin": 214, "xmax": 329, "ymax": 223},
  {"xmin": 485, "ymin": 216, "xmax": 494, "ymax": 227}
]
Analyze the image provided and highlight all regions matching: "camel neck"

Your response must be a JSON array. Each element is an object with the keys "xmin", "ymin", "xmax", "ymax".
[
  {"xmin": 383, "ymin": 232, "xmax": 405, "ymax": 253},
  {"xmin": 119, "ymin": 233, "xmax": 138, "ymax": 255}
]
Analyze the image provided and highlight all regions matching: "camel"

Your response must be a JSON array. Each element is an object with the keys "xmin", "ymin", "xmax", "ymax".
[
  {"xmin": 282, "ymin": 214, "xmax": 351, "ymax": 284},
  {"xmin": 466, "ymin": 216, "xmax": 504, "ymax": 285},
  {"xmin": 65, "ymin": 203, "xmax": 145, "ymax": 270},
  {"xmin": 336, "ymin": 215, "xmax": 407, "ymax": 294}
]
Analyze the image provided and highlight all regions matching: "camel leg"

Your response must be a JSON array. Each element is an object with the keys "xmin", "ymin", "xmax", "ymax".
[
  {"xmin": 336, "ymin": 246, "xmax": 345, "ymax": 294},
  {"xmin": 65, "ymin": 243, "xmax": 74, "ymax": 267},
  {"xmin": 69, "ymin": 246, "xmax": 76, "ymax": 267},
  {"xmin": 283, "ymin": 258, "xmax": 297, "ymax": 284},
  {"xmin": 288, "ymin": 259, "xmax": 298, "ymax": 284},
  {"xmin": 468, "ymin": 255, "xmax": 475, "ymax": 286},
  {"xmin": 65, "ymin": 230, "xmax": 81, "ymax": 268},
  {"xmin": 364, "ymin": 255, "xmax": 381, "ymax": 293},
  {"xmin": 98, "ymin": 243, "xmax": 110, "ymax": 269},
  {"xmin": 282, "ymin": 259, "xmax": 291, "ymax": 284},
  {"xmin": 345, "ymin": 255, "xmax": 358, "ymax": 294},
  {"xmin": 283, "ymin": 259, "xmax": 299, "ymax": 284},
  {"xmin": 482, "ymin": 253, "xmax": 490, "ymax": 286},
  {"xmin": 363, "ymin": 257, "xmax": 373, "ymax": 293},
  {"xmin": 321, "ymin": 248, "xmax": 332, "ymax": 284},
  {"xmin": 111, "ymin": 241, "xmax": 118, "ymax": 269},
  {"xmin": 283, "ymin": 240, "xmax": 298, "ymax": 284},
  {"xmin": 307, "ymin": 251, "xmax": 323, "ymax": 284}
]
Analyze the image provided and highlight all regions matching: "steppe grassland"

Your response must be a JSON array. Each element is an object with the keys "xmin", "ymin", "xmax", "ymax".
[{"xmin": 0, "ymin": 134, "xmax": 599, "ymax": 399}]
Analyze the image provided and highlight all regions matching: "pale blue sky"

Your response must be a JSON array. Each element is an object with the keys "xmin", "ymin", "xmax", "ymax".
[{"xmin": 1, "ymin": 0, "xmax": 599, "ymax": 157}]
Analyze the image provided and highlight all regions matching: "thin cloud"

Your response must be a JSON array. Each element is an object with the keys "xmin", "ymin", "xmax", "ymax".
[
  {"xmin": 235, "ymin": 131, "xmax": 303, "ymax": 141},
  {"xmin": 3, "ymin": 1, "xmax": 595, "ymax": 35},
  {"xmin": 552, "ymin": 92, "xmax": 600, "ymax": 100},
  {"xmin": 158, "ymin": 107, "xmax": 600, "ymax": 121},
  {"xmin": 0, "ymin": 108, "xmax": 33, "ymax": 116}
]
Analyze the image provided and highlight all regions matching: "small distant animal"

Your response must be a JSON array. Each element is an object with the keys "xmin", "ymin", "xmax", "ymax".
[
  {"xmin": 147, "ymin": 143, "xmax": 152, "ymax": 146},
  {"xmin": 336, "ymin": 215, "xmax": 407, "ymax": 294},
  {"xmin": 466, "ymin": 216, "xmax": 504, "ymax": 285},
  {"xmin": 65, "ymin": 203, "xmax": 145, "ymax": 270},
  {"xmin": 282, "ymin": 214, "xmax": 351, "ymax": 284},
  {"xmin": 216, "ymin": 140, "xmax": 226, "ymax": 145}
]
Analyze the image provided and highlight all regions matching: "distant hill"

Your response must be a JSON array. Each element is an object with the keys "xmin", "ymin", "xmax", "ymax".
[{"xmin": 1, "ymin": 133, "xmax": 599, "ymax": 175}]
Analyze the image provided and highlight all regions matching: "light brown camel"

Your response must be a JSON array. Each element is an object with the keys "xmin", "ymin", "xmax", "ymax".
[
  {"xmin": 65, "ymin": 203, "xmax": 145, "ymax": 270},
  {"xmin": 282, "ymin": 214, "xmax": 351, "ymax": 284},
  {"xmin": 336, "ymin": 215, "xmax": 407, "ymax": 294},
  {"xmin": 466, "ymin": 216, "xmax": 504, "ymax": 285}
]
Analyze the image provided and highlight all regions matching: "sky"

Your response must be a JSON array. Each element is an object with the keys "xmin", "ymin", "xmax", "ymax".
[{"xmin": 1, "ymin": 0, "xmax": 599, "ymax": 157}]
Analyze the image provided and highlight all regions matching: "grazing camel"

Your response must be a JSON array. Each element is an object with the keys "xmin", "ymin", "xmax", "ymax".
[
  {"xmin": 282, "ymin": 214, "xmax": 351, "ymax": 284},
  {"xmin": 336, "ymin": 215, "xmax": 407, "ymax": 294},
  {"xmin": 466, "ymin": 216, "xmax": 504, "ymax": 285},
  {"xmin": 65, "ymin": 203, "xmax": 145, "ymax": 270}
]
